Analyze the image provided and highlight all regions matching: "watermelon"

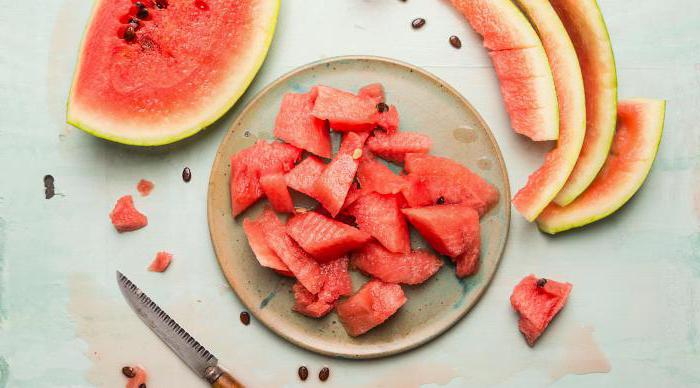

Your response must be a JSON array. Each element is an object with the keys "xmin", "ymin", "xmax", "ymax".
[
  {"xmin": 286, "ymin": 211, "xmax": 371, "ymax": 262},
  {"xmin": 338, "ymin": 131, "xmax": 371, "ymax": 157},
  {"xmin": 125, "ymin": 365, "xmax": 148, "ymax": 388},
  {"xmin": 109, "ymin": 195, "xmax": 148, "ymax": 232},
  {"xmin": 451, "ymin": 0, "xmax": 559, "ymax": 141},
  {"xmin": 336, "ymin": 279, "xmax": 407, "ymax": 336},
  {"xmin": 242, "ymin": 208, "xmax": 292, "ymax": 276},
  {"xmin": 538, "ymin": 99, "xmax": 665, "ymax": 234},
  {"xmin": 311, "ymin": 86, "xmax": 399, "ymax": 132},
  {"xmin": 230, "ymin": 140, "xmax": 302, "ymax": 216},
  {"xmin": 274, "ymin": 88, "xmax": 332, "ymax": 158},
  {"xmin": 260, "ymin": 173, "xmax": 295, "ymax": 213},
  {"xmin": 285, "ymin": 156, "xmax": 325, "ymax": 198},
  {"xmin": 510, "ymin": 0, "xmax": 587, "ymax": 221},
  {"xmin": 346, "ymin": 193, "xmax": 411, "ymax": 254},
  {"xmin": 356, "ymin": 158, "xmax": 407, "ymax": 196},
  {"xmin": 401, "ymin": 154, "xmax": 499, "ymax": 217},
  {"xmin": 358, "ymin": 83, "xmax": 385, "ymax": 103},
  {"xmin": 136, "ymin": 179, "xmax": 154, "ymax": 197},
  {"xmin": 67, "ymin": 0, "xmax": 280, "ymax": 145},
  {"xmin": 352, "ymin": 241, "xmax": 443, "ymax": 285},
  {"xmin": 293, "ymin": 256, "xmax": 353, "ymax": 318},
  {"xmin": 550, "ymin": 0, "xmax": 618, "ymax": 206},
  {"xmin": 366, "ymin": 131, "xmax": 432, "ymax": 164},
  {"xmin": 510, "ymin": 275, "xmax": 573, "ymax": 346},
  {"xmin": 148, "ymin": 251, "xmax": 173, "ymax": 272},
  {"xmin": 292, "ymin": 282, "xmax": 333, "ymax": 318}
]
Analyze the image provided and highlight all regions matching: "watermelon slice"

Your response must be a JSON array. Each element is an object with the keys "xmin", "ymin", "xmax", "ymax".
[
  {"xmin": 148, "ymin": 251, "xmax": 173, "ymax": 273},
  {"xmin": 67, "ymin": 0, "xmax": 280, "ymax": 146},
  {"xmin": 510, "ymin": 274, "xmax": 573, "ymax": 346},
  {"xmin": 451, "ymin": 0, "xmax": 559, "ymax": 141},
  {"xmin": 352, "ymin": 241, "xmax": 443, "ymax": 285},
  {"xmin": 358, "ymin": 83, "xmax": 385, "ymax": 104},
  {"xmin": 346, "ymin": 193, "xmax": 411, "ymax": 254},
  {"xmin": 274, "ymin": 88, "xmax": 332, "ymax": 158},
  {"xmin": 260, "ymin": 173, "xmax": 295, "ymax": 213},
  {"xmin": 242, "ymin": 208, "xmax": 292, "ymax": 276},
  {"xmin": 293, "ymin": 256, "xmax": 353, "ymax": 318},
  {"xmin": 286, "ymin": 211, "xmax": 371, "ymax": 262},
  {"xmin": 510, "ymin": 0, "xmax": 587, "ymax": 221},
  {"xmin": 109, "ymin": 195, "xmax": 148, "ymax": 232},
  {"xmin": 402, "ymin": 154, "xmax": 499, "ymax": 217},
  {"xmin": 230, "ymin": 140, "xmax": 302, "ymax": 216},
  {"xmin": 366, "ymin": 131, "xmax": 432, "ymax": 164},
  {"xmin": 336, "ymin": 279, "xmax": 407, "ymax": 336},
  {"xmin": 550, "ymin": 0, "xmax": 618, "ymax": 206},
  {"xmin": 311, "ymin": 86, "xmax": 399, "ymax": 132},
  {"xmin": 356, "ymin": 158, "xmax": 407, "ymax": 196},
  {"xmin": 285, "ymin": 156, "xmax": 325, "ymax": 198},
  {"xmin": 538, "ymin": 99, "xmax": 665, "ymax": 234}
]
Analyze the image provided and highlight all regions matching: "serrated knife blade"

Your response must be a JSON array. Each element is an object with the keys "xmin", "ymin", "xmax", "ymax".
[{"xmin": 117, "ymin": 271, "xmax": 243, "ymax": 388}]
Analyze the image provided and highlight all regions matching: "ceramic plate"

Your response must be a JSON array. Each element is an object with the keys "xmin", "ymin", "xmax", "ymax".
[{"xmin": 207, "ymin": 56, "xmax": 510, "ymax": 359}]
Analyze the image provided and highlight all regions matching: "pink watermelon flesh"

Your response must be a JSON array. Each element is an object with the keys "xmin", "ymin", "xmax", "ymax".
[
  {"xmin": 358, "ymin": 83, "xmax": 385, "ymax": 104},
  {"xmin": 110, "ymin": 195, "xmax": 148, "ymax": 232},
  {"xmin": 148, "ymin": 251, "xmax": 173, "ymax": 272},
  {"xmin": 356, "ymin": 158, "xmax": 407, "ymax": 196},
  {"xmin": 292, "ymin": 282, "xmax": 334, "ymax": 318},
  {"xmin": 366, "ymin": 131, "xmax": 432, "ymax": 163},
  {"xmin": 286, "ymin": 211, "xmax": 371, "ymax": 262},
  {"xmin": 352, "ymin": 241, "xmax": 443, "ymax": 285},
  {"xmin": 374, "ymin": 105, "xmax": 400, "ymax": 133},
  {"xmin": 336, "ymin": 279, "xmax": 407, "ymax": 336},
  {"xmin": 125, "ymin": 365, "xmax": 148, "ymax": 388},
  {"xmin": 136, "ymin": 179, "xmax": 154, "ymax": 197},
  {"xmin": 311, "ymin": 86, "xmax": 398, "ymax": 132},
  {"xmin": 293, "ymin": 256, "xmax": 353, "ymax": 318},
  {"xmin": 455, "ymin": 237, "xmax": 480, "ymax": 277},
  {"xmin": 510, "ymin": 274, "xmax": 572, "ymax": 346},
  {"xmin": 259, "ymin": 173, "xmax": 295, "ymax": 213},
  {"xmin": 338, "ymin": 131, "xmax": 371, "ymax": 157},
  {"xmin": 242, "ymin": 208, "xmax": 293, "ymax": 276},
  {"xmin": 230, "ymin": 140, "xmax": 302, "ymax": 216},
  {"xmin": 274, "ymin": 88, "xmax": 332, "ymax": 158},
  {"xmin": 345, "ymin": 192, "xmax": 410, "ymax": 254},
  {"xmin": 402, "ymin": 153, "xmax": 499, "ymax": 217},
  {"xmin": 285, "ymin": 156, "xmax": 325, "ymax": 198}
]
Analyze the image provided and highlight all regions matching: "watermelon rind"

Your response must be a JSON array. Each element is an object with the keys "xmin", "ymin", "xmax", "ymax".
[
  {"xmin": 66, "ymin": 0, "xmax": 280, "ymax": 146},
  {"xmin": 537, "ymin": 99, "xmax": 665, "ymax": 234}
]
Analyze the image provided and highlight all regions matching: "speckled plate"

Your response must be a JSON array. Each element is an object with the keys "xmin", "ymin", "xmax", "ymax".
[{"xmin": 207, "ymin": 56, "xmax": 510, "ymax": 359}]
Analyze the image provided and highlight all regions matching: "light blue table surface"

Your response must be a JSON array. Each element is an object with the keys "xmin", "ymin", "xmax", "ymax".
[{"xmin": 1, "ymin": 0, "xmax": 699, "ymax": 387}]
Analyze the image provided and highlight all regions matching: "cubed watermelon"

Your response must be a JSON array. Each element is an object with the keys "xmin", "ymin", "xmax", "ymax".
[
  {"xmin": 293, "ymin": 256, "xmax": 353, "ymax": 318},
  {"xmin": 242, "ymin": 208, "xmax": 293, "ymax": 276},
  {"xmin": 356, "ymin": 158, "xmax": 407, "ymax": 196},
  {"xmin": 358, "ymin": 83, "xmax": 385, "ymax": 104},
  {"xmin": 336, "ymin": 279, "xmax": 407, "ymax": 336},
  {"xmin": 352, "ymin": 241, "xmax": 443, "ymax": 285},
  {"xmin": 374, "ymin": 105, "xmax": 400, "ymax": 133},
  {"xmin": 285, "ymin": 156, "xmax": 326, "ymax": 198},
  {"xmin": 286, "ymin": 211, "xmax": 371, "ymax": 262},
  {"xmin": 311, "ymin": 85, "xmax": 399, "ymax": 132},
  {"xmin": 260, "ymin": 173, "xmax": 295, "ymax": 213},
  {"xmin": 148, "ymin": 251, "xmax": 173, "ymax": 273},
  {"xmin": 510, "ymin": 275, "xmax": 573, "ymax": 346},
  {"xmin": 345, "ymin": 192, "xmax": 410, "ymax": 253},
  {"xmin": 274, "ymin": 88, "xmax": 332, "ymax": 158},
  {"xmin": 366, "ymin": 131, "xmax": 432, "ymax": 163},
  {"xmin": 110, "ymin": 195, "xmax": 148, "ymax": 232}
]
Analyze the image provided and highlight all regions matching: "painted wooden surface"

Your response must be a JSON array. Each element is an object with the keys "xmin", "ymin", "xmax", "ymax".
[{"xmin": 0, "ymin": 0, "xmax": 698, "ymax": 387}]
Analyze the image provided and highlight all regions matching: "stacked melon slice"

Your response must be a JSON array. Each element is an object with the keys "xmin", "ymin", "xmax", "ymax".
[{"xmin": 451, "ymin": 0, "xmax": 665, "ymax": 233}]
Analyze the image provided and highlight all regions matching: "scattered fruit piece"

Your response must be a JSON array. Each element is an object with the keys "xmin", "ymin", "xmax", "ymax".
[
  {"xmin": 123, "ymin": 365, "xmax": 147, "ymax": 388},
  {"xmin": 148, "ymin": 251, "xmax": 173, "ymax": 272},
  {"xmin": 336, "ymin": 279, "xmax": 407, "ymax": 336},
  {"xmin": 510, "ymin": 274, "xmax": 572, "ymax": 346},
  {"xmin": 286, "ymin": 211, "xmax": 371, "ymax": 262},
  {"xmin": 242, "ymin": 208, "xmax": 293, "ymax": 276},
  {"xmin": 366, "ymin": 131, "xmax": 432, "ymax": 163},
  {"xmin": 345, "ymin": 192, "xmax": 411, "ymax": 254},
  {"xmin": 274, "ymin": 88, "xmax": 332, "ymax": 158},
  {"xmin": 260, "ymin": 173, "xmax": 295, "ymax": 213},
  {"xmin": 109, "ymin": 195, "xmax": 148, "ymax": 232},
  {"xmin": 352, "ymin": 241, "xmax": 443, "ymax": 285},
  {"xmin": 136, "ymin": 179, "xmax": 154, "ymax": 196}
]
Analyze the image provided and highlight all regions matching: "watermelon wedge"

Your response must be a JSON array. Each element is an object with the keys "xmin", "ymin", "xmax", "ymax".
[
  {"xmin": 352, "ymin": 241, "xmax": 443, "ymax": 285},
  {"xmin": 242, "ymin": 208, "xmax": 292, "ymax": 276},
  {"xmin": 538, "ymin": 99, "xmax": 665, "ymax": 234},
  {"xmin": 285, "ymin": 156, "xmax": 325, "ymax": 198},
  {"xmin": 510, "ymin": 274, "xmax": 573, "ymax": 346},
  {"xmin": 510, "ymin": 0, "xmax": 587, "ymax": 221},
  {"xmin": 286, "ymin": 211, "xmax": 371, "ymax": 262},
  {"xmin": 550, "ymin": 0, "xmax": 618, "ymax": 206},
  {"xmin": 293, "ymin": 256, "xmax": 353, "ymax": 318},
  {"xmin": 311, "ymin": 86, "xmax": 398, "ymax": 132},
  {"xmin": 67, "ymin": 0, "xmax": 280, "ymax": 145},
  {"xmin": 366, "ymin": 131, "xmax": 432, "ymax": 164},
  {"xmin": 346, "ymin": 193, "xmax": 411, "ymax": 254},
  {"xmin": 110, "ymin": 195, "xmax": 148, "ymax": 232},
  {"xmin": 336, "ymin": 280, "xmax": 407, "ymax": 336},
  {"xmin": 451, "ymin": 0, "xmax": 559, "ymax": 141},
  {"xmin": 260, "ymin": 173, "xmax": 295, "ymax": 213},
  {"xmin": 274, "ymin": 88, "xmax": 332, "ymax": 158}
]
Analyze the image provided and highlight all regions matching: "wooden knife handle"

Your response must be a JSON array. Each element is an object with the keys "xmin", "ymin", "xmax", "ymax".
[{"xmin": 211, "ymin": 371, "xmax": 244, "ymax": 388}]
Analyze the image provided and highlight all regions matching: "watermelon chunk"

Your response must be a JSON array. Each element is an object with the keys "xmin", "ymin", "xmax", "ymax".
[
  {"xmin": 125, "ymin": 365, "xmax": 148, "ymax": 388},
  {"xmin": 374, "ymin": 105, "xmax": 400, "ymax": 133},
  {"xmin": 338, "ymin": 131, "xmax": 371, "ymax": 157},
  {"xmin": 274, "ymin": 89, "xmax": 332, "ymax": 158},
  {"xmin": 230, "ymin": 140, "xmax": 302, "ymax": 216},
  {"xmin": 352, "ymin": 241, "xmax": 443, "ymax": 285},
  {"xmin": 402, "ymin": 154, "xmax": 499, "ymax": 216},
  {"xmin": 242, "ymin": 208, "xmax": 292, "ymax": 276},
  {"xmin": 358, "ymin": 83, "xmax": 385, "ymax": 104},
  {"xmin": 285, "ymin": 156, "xmax": 326, "ymax": 198},
  {"xmin": 293, "ymin": 256, "xmax": 353, "ymax": 318},
  {"xmin": 136, "ymin": 179, "xmax": 154, "ymax": 197},
  {"xmin": 109, "ymin": 195, "xmax": 148, "ymax": 232},
  {"xmin": 336, "ymin": 279, "xmax": 407, "ymax": 336},
  {"xmin": 356, "ymin": 158, "xmax": 407, "ymax": 196},
  {"xmin": 366, "ymin": 131, "xmax": 432, "ymax": 163},
  {"xmin": 345, "ymin": 193, "xmax": 410, "ymax": 254},
  {"xmin": 148, "ymin": 251, "xmax": 173, "ymax": 273},
  {"xmin": 292, "ymin": 282, "xmax": 333, "ymax": 318},
  {"xmin": 510, "ymin": 275, "xmax": 573, "ymax": 346},
  {"xmin": 286, "ymin": 211, "xmax": 371, "ymax": 262},
  {"xmin": 260, "ymin": 173, "xmax": 295, "ymax": 213},
  {"xmin": 311, "ymin": 86, "xmax": 399, "ymax": 132}
]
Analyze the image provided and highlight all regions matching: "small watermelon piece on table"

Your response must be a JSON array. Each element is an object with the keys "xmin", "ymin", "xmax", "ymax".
[
  {"xmin": 345, "ymin": 192, "xmax": 411, "ymax": 254},
  {"xmin": 292, "ymin": 256, "xmax": 353, "ymax": 318},
  {"xmin": 352, "ymin": 241, "xmax": 443, "ymax": 285},
  {"xmin": 274, "ymin": 88, "xmax": 332, "ymax": 158},
  {"xmin": 110, "ymin": 195, "xmax": 148, "ymax": 232},
  {"xmin": 336, "ymin": 279, "xmax": 407, "ymax": 337},
  {"xmin": 242, "ymin": 208, "xmax": 293, "ymax": 276},
  {"xmin": 285, "ymin": 156, "xmax": 326, "ymax": 198},
  {"xmin": 260, "ymin": 173, "xmax": 295, "ymax": 213},
  {"xmin": 311, "ymin": 85, "xmax": 399, "ymax": 132},
  {"xmin": 366, "ymin": 131, "xmax": 432, "ymax": 164},
  {"xmin": 286, "ymin": 211, "xmax": 371, "ymax": 262}
]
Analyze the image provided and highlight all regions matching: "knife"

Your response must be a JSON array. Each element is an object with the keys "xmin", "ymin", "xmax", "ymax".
[{"xmin": 117, "ymin": 271, "xmax": 244, "ymax": 388}]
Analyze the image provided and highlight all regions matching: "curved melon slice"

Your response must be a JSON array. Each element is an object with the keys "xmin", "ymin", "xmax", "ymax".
[
  {"xmin": 511, "ymin": 0, "xmax": 586, "ymax": 221},
  {"xmin": 67, "ymin": 0, "xmax": 280, "ymax": 146},
  {"xmin": 451, "ymin": 0, "xmax": 558, "ymax": 141},
  {"xmin": 550, "ymin": 0, "xmax": 618, "ymax": 205},
  {"xmin": 537, "ymin": 99, "xmax": 665, "ymax": 234}
]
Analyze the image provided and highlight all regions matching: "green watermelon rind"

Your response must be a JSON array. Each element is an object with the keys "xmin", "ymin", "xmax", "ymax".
[{"xmin": 66, "ymin": 0, "xmax": 280, "ymax": 146}]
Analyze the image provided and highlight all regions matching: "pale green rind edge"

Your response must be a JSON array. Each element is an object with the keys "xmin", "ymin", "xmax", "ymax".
[
  {"xmin": 537, "ymin": 99, "xmax": 666, "ymax": 234},
  {"xmin": 66, "ymin": 0, "xmax": 281, "ymax": 147}
]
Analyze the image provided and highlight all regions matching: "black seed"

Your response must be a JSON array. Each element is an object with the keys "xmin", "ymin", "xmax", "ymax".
[
  {"xmin": 319, "ymin": 367, "xmax": 330, "ymax": 382},
  {"xmin": 136, "ymin": 7, "xmax": 149, "ymax": 19},
  {"xmin": 121, "ymin": 366, "xmax": 135, "ymax": 378},
  {"xmin": 536, "ymin": 278, "xmax": 547, "ymax": 288},
  {"xmin": 376, "ymin": 102, "xmax": 389, "ymax": 113},
  {"xmin": 239, "ymin": 311, "xmax": 250, "ymax": 326},
  {"xmin": 298, "ymin": 366, "xmax": 309, "ymax": 381},
  {"xmin": 449, "ymin": 35, "xmax": 462, "ymax": 49},
  {"xmin": 243, "ymin": 130, "xmax": 250, "ymax": 137},
  {"xmin": 436, "ymin": 196, "xmax": 445, "ymax": 205},
  {"xmin": 129, "ymin": 17, "xmax": 140, "ymax": 25},
  {"xmin": 129, "ymin": 21, "xmax": 139, "ymax": 30},
  {"xmin": 155, "ymin": 0, "xmax": 168, "ymax": 8},
  {"xmin": 135, "ymin": 1, "xmax": 145, "ymax": 8},
  {"xmin": 411, "ymin": 18, "xmax": 425, "ymax": 29},
  {"xmin": 139, "ymin": 384, "xmax": 146, "ymax": 388},
  {"xmin": 182, "ymin": 167, "xmax": 192, "ymax": 182},
  {"xmin": 44, "ymin": 174, "xmax": 55, "ymax": 199},
  {"xmin": 124, "ymin": 26, "xmax": 136, "ymax": 42}
]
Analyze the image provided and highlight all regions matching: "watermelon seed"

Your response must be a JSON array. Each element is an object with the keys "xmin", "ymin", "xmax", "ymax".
[
  {"xmin": 352, "ymin": 148, "xmax": 363, "ymax": 160},
  {"xmin": 136, "ymin": 7, "xmax": 149, "ymax": 19},
  {"xmin": 298, "ymin": 366, "xmax": 309, "ymax": 381},
  {"xmin": 449, "ymin": 35, "xmax": 462, "ymax": 49},
  {"xmin": 134, "ymin": 1, "xmax": 145, "ymax": 8},
  {"xmin": 155, "ymin": 0, "xmax": 168, "ymax": 8},
  {"xmin": 319, "ymin": 367, "xmax": 330, "ymax": 382},
  {"xmin": 411, "ymin": 18, "xmax": 426, "ymax": 29},
  {"xmin": 436, "ymin": 196, "xmax": 445, "ymax": 205},
  {"xmin": 239, "ymin": 311, "xmax": 250, "ymax": 325},
  {"xmin": 123, "ymin": 26, "xmax": 136, "ymax": 42},
  {"xmin": 376, "ymin": 102, "xmax": 389, "ymax": 113},
  {"xmin": 536, "ymin": 278, "xmax": 547, "ymax": 287},
  {"xmin": 182, "ymin": 167, "xmax": 192, "ymax": 182},
  {"xmin": 121, "ymin": 366, "xmax": 135, "ymax": 378},
  {"xmin": 139, "ymin": 384, "xmax": 146, "ymax": 388},
  {"xmin": 44, "ymin": 174, "xmax": 55, "ymax": 199}
]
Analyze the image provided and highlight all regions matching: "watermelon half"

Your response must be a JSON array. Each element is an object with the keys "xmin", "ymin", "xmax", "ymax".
[
  {"xmin": 538, "ymin": 99, "xmax": 665, "ymax": 234},
  {"xmin": 67, "ymin": 0, "xmax": 280, "ymax": 145},
  {"xmin": 550, "ymin": 0, "xmax": 618, "ymax": 205},
  {"xmin": 510, "ymin": 0, "xmax": 587, "ymax": 221}
]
